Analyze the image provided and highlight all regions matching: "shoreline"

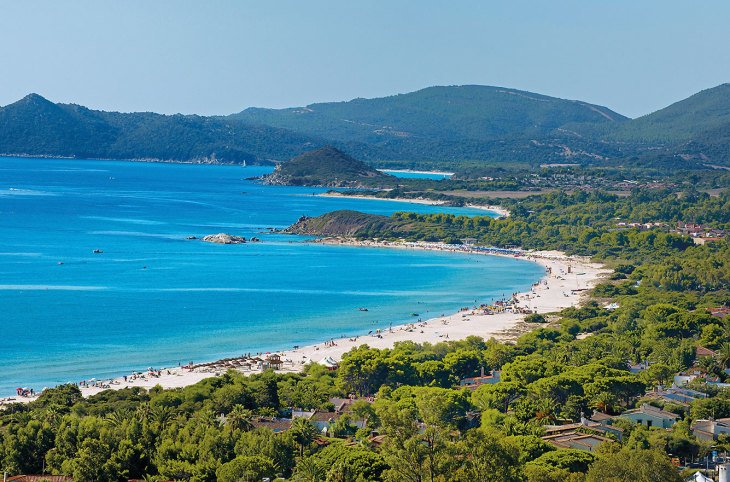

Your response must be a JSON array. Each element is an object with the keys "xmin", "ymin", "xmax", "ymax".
[
  {"xmin": 317, "ymin": 191, "xmax": 511, "ymax": 217},
  {"xmin": 0, "ymin": 153, "xmax": 271, "ymax": 167},
  {"xmin": 1, "ymin": 240, "xmax": 606, "ymax": 405}
]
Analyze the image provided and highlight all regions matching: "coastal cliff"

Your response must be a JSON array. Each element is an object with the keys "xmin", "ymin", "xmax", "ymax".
[{"xmin": 284, "ymin": 211, "xmax": 397, "ymax": 237}]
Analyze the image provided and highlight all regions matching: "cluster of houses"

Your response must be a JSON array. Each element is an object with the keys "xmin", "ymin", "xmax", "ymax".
[
  {"xmin": 523, "ymin": 171, "xmax": 677, "ymax": 192},
  {"xmin": 540, "ymin": 404, "xmax": 681, "ymax": 453},
  {"xmin": 228, "ymin": 396, "xmax": 372, "ymax": 438},
  {"xmin": 612, "ymin": 220, "xmax": 728, "ymax": 245},
  {"xmin": 673, "ymin": 222, "xmax": 729, "ymax": 245},
  {"xmin": 525, "ymin": 345, "xmax": 729, "ymax": 466}
]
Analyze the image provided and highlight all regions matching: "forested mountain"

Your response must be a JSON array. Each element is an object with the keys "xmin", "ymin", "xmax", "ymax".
[
  {"xmin": 2, "ymin": 84, "xmax": 730, "ymax": 167},
  {"xmin": 233, "ymin": 85, "xmax": 629, "ymax": 163},
  {"xmin": 610, "ymin": 84, "xmax": 730, "ymax": 143},
  {"xmin": 0, "ymin": 94, "xmax": 323, "ymax": 164},
  {"xmin": 233, "ymin": 85, "xmax": 627, "ymax": 143},
  {"xmin": 603, "ymin": 84, "xmax": 730, "ymax": 165}
]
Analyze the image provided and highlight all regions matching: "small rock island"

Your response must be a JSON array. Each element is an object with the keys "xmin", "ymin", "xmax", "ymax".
[{"xmin": 201, "ymin": 233, "xmax": 247, "ymax": 244}]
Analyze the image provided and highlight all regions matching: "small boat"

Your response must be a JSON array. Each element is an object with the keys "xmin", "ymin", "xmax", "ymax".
[
  {"xmin": 410, "ymin": 313, "xmax": 419, "ymax": 317},
  {"xmin": 92, "ymin": 249, "xmax": 103, "ymax": 254},
  {"xmin": 358, "ymin": 307, "xmax": 369, "ymax": 312},
  {"xmin": 186, "ymin": 236, "xmax": 197, "ymax": 240}
]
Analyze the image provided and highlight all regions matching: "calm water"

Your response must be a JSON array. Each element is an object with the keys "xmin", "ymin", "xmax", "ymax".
[
  {"xmin": 379, "ymin": 169, "xmax": 453, "ymax": 180},
  {"xmin": 0, "ymin": 157, "xmax": 543, "ymax": 394}
]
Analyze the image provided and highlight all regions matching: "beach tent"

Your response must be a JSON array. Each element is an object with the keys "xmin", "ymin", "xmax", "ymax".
[
  {"xmin": 685, "ymin": 472, "xmax": 713, "ymax": 482},
  {"xmin": 319, "ymin": 356, "xmax": 339, "ymax": 370}
]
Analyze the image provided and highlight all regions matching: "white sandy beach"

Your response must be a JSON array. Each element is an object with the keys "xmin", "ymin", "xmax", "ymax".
[
  {"xmin": 2, "ymin": 241, "xmax": 606, "ymax": 405},
  {"xmin": 317, "ymin": 191, "xmax": 510, "ymax": 217}
]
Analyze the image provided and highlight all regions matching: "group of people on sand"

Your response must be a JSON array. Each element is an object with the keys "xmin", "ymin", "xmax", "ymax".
[{"xmin": 15, "ymin": 387, "xmax": 34, "ymax": 397}]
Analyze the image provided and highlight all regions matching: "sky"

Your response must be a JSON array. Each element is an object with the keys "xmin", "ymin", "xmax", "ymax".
[{"xmin": 0, "ymin": 1, "xmax": 728, "ymax": 118}]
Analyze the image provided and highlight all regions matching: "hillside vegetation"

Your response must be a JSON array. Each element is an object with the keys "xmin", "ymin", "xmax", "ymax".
[
  {"xmin": 3, "ymin": 189, "xmax": 730, "ymax": 481},
  {"xmin": 263, "ymin": 147, "xmax": 393, "ymax": 187},
  {"xmin": 3, "ymin": 83, "xmax": 730, "ymax": 167},
  {"xmin": 234, "ymin": 85, "xmax": 629, "ymax": 164},
  {"xmin": 234, "ymin": 85, "xmax": 627, "ymax": 142},
  {"xmin": 609, "ymin": 84, "xmax": 730, "ymax": 144},
  {"xmin": 0, "ymin": 94, "xmax": 323, "ymax": 164}
]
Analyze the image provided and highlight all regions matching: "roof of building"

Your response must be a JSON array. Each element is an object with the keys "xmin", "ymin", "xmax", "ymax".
[
  {"xmin": 590, "ymin": 411, "xmax": 613, "ymax": 422},
  {"xmin": 310, "ymin": 410, "xmax": 339, "ymax": 423},
  {"xmin": 292, "ymin": 410, "xmax": 315, "ymax": 420},
  {"xmin": 544, "ymin": 419, "xmax": 623, "ymax": 436},
  {"xmin": 692, "ymin": 418, "xmax": 730, "ymax": 430},
  {"xmin": 329, "ymin": 397, "xmax": 354, "ymax": 413},
  {"xmin": 542, "ymin": 431, "xmax": 612, "ymax": 451},
  {"xmin": 708, "ymin": 307, "xmax": 730, "ymax": 318},
  {"xmin": 696, "ymin": 346, "xmax": 717, "ymax": 357},
  {"xmin": 251, "ymin": 417, "xmax": 292, "ymax": 432},
  {"xmin": 622, "ymin": 403, "xmax": 679, "ymax": 420}
]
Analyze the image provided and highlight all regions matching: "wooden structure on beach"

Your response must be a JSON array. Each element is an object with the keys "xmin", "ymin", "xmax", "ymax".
[{"xmin": 263, "ymin": 353, "xmax": 283, "ymax": 370}]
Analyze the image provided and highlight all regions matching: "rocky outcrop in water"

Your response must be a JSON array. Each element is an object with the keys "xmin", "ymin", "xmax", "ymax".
[{"xmin": 202, "ymin": 233, "xmax": 247, "ymax": 244}]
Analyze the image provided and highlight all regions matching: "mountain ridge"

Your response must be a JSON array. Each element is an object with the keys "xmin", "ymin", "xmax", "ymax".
[
  {"xmin": 0, "ymin": 94, "xmax": 324, "ymax": 164},
  {"xmin": 2, "ymin": 83, "xmax": 729, "ymax": 167}
]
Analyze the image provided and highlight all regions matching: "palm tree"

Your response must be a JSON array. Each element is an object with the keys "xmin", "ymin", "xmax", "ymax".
[
  {"xmin": 697, "ymin": 354, "xmax": 720, "ymax": 375},
  {"xmin": 135, "ymin": 402, "xmax": 152, "ymax": 421},
  {"xmin": 104, "ymin": 408, "xmax": 132, "ymax": 428},
  {"xmin": 290, "ymin": 417, "xmax": 318, "ymax": 456},
  {"xmin": 717, "ymin": 342, "xmax": 730, "ymax": 369},
  {"xmin": 150, "ymin": 405, "xmax": 174, "ymax": 429},
  {"xmin": 291, "ymin": 457, "xmax": 325, "ymax": 482},
  {"xmin": 226, "ymin": 405, "xmax": 254, "ymax": 431},
  {"xmin": 591, "ymin": 391, "xmax": 618, "ymax": 414}
]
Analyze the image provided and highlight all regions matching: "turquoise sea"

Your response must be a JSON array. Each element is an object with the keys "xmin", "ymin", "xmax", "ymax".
[
  {"xmin": 379, "ymin": 170, "xmax": 453, "ymax": 180},
  {"xmin": 0, "ymin": 157, "xmax": 544, "ymax": 395}
]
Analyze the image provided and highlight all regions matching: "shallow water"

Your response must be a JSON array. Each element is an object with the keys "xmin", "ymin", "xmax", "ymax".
[
  {"xmin": 0, "ymin": 157, "xmax": 543, "ymax": 394},
  {"xmin": 379, "ymin": 169, "xmax": 452, "ymax": 180}
]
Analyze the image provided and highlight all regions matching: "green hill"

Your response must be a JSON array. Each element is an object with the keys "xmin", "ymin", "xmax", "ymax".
[
  {"xmin": 591, "ymin": 84, "xmax": 730, "ymax": 166},
  {"xmin": 611, "ymin": 84, "xmax": 730, "ymax": 143},
  {"xmin": 284, "ymin": 210, "xmax": 396, "ymax": 236},
  {"xmin": 263, "ymin": 146, "xmax": 392, "ymax": 187},
  {"xmin": 0, "ymin": 94, "xmax": 323, "ymax": 164},
  {"xmin": 233, "ymin": 85, "xmax": 628, "ymax": 163},
  {"xmin": 234, "ymin": 85, "xmax": 627, "ymax": 142},
  {"xmin": 4, "ymin": 84, "xmax": 730, "ymax": 168}
]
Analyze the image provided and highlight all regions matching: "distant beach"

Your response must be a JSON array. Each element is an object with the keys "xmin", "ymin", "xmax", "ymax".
[
  {"xmin": 378, "ymin": 169, "xmax": 454, "ymax": 176},
  {"xmin": 317, "ymin": 191, "xmax": 511, "ymax": 217},
  {"xmin": 2, "ymin": 240, "xmax": 606, "ymax": 405}
]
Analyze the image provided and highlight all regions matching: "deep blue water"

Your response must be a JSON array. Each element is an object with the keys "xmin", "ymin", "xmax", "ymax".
[{"xmin": 0, "ymin": 157, "xmax": 543, "ymax": 394}]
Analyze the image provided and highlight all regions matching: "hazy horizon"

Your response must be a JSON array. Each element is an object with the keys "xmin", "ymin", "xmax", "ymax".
[{"xmin": 1, "ymin": 1, "xmax": 729, "ymax": 118}]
